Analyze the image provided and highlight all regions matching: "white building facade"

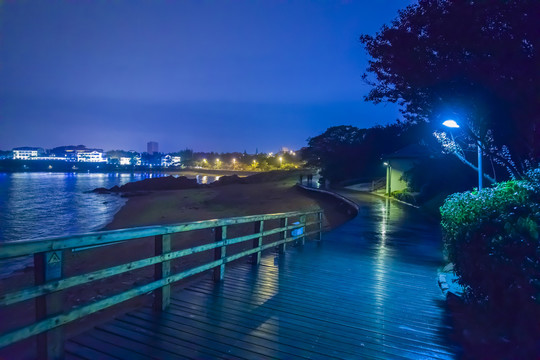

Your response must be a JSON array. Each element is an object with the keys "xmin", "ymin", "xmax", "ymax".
[
  {"xmin": 77, "ymin": 150, "xmax": 106, "ymax": 162},
  {"xmin": 12, "ymin": 147, "xmax": 44, "ymax": 160}
]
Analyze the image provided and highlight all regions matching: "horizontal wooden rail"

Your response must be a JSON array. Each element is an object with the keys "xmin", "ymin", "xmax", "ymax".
[
  {"xmin": 0, "ymin": 210, "xmax": 320, "ymax": 260},
  {"xmin": 0, "ymin": 209, "xmax": 323, "ymax": 357},
  {"xmin": 0, "ymin": 221, "xmax": 319, "ymax": 307}
]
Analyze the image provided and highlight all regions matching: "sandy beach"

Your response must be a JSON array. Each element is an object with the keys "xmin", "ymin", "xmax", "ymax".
[{"xmin": 1, "ymin": 171, "xmax": 355, "ymax": 359}]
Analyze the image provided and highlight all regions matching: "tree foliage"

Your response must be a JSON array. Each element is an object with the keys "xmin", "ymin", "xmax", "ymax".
[
  {"xmin": 303, "ymin": 123, "xmax": 434, "ymax": 182},
  {"xmin": 360, "ymin": 0, "xmax": 540, "ymax": 172}
]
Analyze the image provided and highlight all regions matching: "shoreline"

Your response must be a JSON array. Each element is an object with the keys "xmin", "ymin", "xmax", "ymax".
[{"xmin": 104, "ymin": 174, "xmax": 352, "ymax": 231}]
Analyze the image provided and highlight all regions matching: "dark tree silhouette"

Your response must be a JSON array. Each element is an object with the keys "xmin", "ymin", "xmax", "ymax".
[
  {"xmin": 360, "ymin": 0, "xmax": 540, "ymax": 174},
  {"xmin": 304, "ymin": 123, "xmax": 434, "ymax": 182}
]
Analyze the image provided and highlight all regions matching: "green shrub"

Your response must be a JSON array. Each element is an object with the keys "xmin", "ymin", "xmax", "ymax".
[{"xmin": 440, "ymin": 167, "xmax": 540, "ymax": 341}]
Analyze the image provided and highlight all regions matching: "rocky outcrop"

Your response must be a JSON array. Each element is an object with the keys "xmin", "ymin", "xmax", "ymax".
[{"xmin": 92, "ymin": 176, "xmax": 199, "ymax": 194}]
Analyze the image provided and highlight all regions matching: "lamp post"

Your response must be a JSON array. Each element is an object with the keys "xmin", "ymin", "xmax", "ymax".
[
  {"xmin": 279, "ymin": 156, "xmax": 283, "ymax": 168},
  {"xmin": 442, "ymin": 119, "xmax": 483, "ymax": 191},
  {"xmin": 383, "ymin": 162, "xmax": 391, "ymax": 194}
]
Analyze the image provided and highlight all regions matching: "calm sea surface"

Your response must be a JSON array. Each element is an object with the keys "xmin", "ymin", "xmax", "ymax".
[
  {"xmin": 0, "ymin": 172, "xmax": 220, "ymax": 243},
  {"xmin": 0, "ymin": 172, "xmax": 221, "ymax": 277}
]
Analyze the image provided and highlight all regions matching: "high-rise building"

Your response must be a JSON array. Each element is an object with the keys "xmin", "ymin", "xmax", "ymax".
[{"xmin": 147, "ymin": 141, "xmax": 158, "ymax": 154}]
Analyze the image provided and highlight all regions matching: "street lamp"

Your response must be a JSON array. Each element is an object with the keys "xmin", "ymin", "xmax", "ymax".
[
  {"xmin": 279, "ymin": 157, "xmax": 283, "ymax": 167},
  {"xmin": 232, "ymin": 158, "xmax": 236, "ymax": 169},
  {"xmin": 443, "ymin": 119, "xmax": 483, "ymax": 190}
]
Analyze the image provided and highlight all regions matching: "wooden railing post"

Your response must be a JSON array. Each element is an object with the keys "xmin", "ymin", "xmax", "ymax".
[
  {"xmin": 279, "ymin": 217, "xmax": 287, "ymax": 253},
  {"xmin": 34, "ymin": 251, "xmax": 64, "ymax": 359},
  {"xmin": 252, "ymin": 220, "xmax": 264, "ymax": 265},
  {"xmin": 299, "ymin": 215, "xmax": 306, "ymax": 246},
  {"xmin": 318, "ymin": 211, "xmax": 323, "ymax": 243},
  {"xmin": 213, "ymin": 226, "xmax": 227, "ymax": 281},
  {"xmin": 153, "ymin": 234, "xmax": 171, "ymax": 311}
]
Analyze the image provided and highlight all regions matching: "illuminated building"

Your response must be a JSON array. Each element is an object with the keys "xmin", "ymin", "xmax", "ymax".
[{"xmin": 12, "ymin": 147, "xmax": 45, "ymax": 159}]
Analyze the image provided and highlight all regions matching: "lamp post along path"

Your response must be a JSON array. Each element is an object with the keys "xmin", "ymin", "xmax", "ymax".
[
  {"xmin": 442, "ymin": 119, "xmax": 483, "ymax": 191},
  {"xmin": 477, "ymin": 140, "xmax": 483, "ymax": 190}
]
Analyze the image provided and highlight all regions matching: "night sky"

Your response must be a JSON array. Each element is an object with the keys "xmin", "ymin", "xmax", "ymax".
[{"xmin": 1, "ymin": 1, "xmax": 412, "ymax": 153}]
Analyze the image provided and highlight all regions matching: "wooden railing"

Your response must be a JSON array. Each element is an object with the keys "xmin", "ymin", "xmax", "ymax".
[{"xmin": 0, "ymin": 209, "xmax": 323, "ymax": 358}]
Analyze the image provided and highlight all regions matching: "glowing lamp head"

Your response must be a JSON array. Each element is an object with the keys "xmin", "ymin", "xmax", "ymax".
[
  {"xmin": 442, "ymin": 120, "xmax": 460, "ymax": 128},
  {"xmin": 383, "ymin": 162, "xmax": 388, "ymax": 166}
]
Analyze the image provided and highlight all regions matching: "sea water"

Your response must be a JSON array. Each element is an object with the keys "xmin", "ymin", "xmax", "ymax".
[{"xmin": 0, "ymin": 172, "xmax": 219, "ymax": 276}]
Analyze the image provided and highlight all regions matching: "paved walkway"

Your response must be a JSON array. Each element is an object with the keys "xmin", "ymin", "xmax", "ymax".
[{"xmin": 66, "ymin": 192, "xmax": 458, "ymax": 359}]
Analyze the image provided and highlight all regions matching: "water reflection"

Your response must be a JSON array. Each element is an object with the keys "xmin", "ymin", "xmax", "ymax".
[
  {"xmin": 373, "ymin": 198, "xmax": 390, "ymax": 310},
  {"xmin": 1, "ymin": 172, "xmax": 224, "ymax": 243},
  {"xmin": 195, "ymin": 175, "xmax": 220, "ymax": 184}
]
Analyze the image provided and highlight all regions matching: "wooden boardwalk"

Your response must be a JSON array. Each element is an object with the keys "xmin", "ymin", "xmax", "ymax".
[{"xmin": 66, "ymin": 193, "xmax": 458, "ymax": 359}]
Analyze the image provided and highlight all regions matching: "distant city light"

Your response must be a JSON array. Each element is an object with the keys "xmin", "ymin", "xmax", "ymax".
[{"xmin": 442, "ymin": 120, "xmax": 460, "ymax": 128}]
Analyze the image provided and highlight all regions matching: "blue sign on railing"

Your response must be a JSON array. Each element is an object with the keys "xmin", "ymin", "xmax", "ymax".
[{"xmin": 291, "ymin": 222, "xmax": 304, "ymax": 237}]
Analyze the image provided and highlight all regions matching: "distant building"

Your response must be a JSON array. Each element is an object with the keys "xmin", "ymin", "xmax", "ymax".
[
  {"xmin": 161, "ymin": 154, "xmax": 172, "ymax": 167},
  {"xmin": 77, "ymin": 149, "xmax": 106, "ymax": 162},
  {"xmin": 171, "ymin": 156, "xmax": 182, "ymax": 165},
  {"xmin": 119, "ymin": 157, "xmax": 132, "ymax": 166},
  {"xmin": 147, "ymin": 141, "xmax": 159, "ymax": 155},
  {"xmin": 382, "ymin": 144, "xmax": 433, "ymax": 194},
  {"xmin": 119, "ymin": 155, "xmax": 141, "ymax": 166},
  {"xmin": 12, "ymin": 147, "xmax": 45, "ymax": 160}
]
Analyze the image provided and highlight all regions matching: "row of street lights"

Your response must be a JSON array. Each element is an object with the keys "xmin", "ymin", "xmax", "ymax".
[{"xmin": 201, "ymin": 156, "xmax": 284, "ymax": 168}]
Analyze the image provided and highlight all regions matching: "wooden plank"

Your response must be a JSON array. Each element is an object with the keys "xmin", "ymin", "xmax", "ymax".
[
  {"xmin": 187, "ymin": 278, "xmax": 453, "ymax": 355},
  {"xmin": 91, "ymin": 324, "xmax": 191, "ymax": 359},
  {"xmin": 128, "ymin": 309, "xmax": 313, "ymax": 360},
  {"xmin": 70, "ymin": 334, "xmax": 149, "ymax": 360},
  {"xmin": 160, "ymin": 303, "xmax": 384, "ymax": 360},
  {"xmin": 64, "ymin": 340, "xmax": 119, "ymax": 360},
  {"xmin": 115, "ymin": 313, "xmax": 260, "ymax": 359},
  {"xmin": 112, "ymin": 314, "xmax": 236, "ymax": 359}
]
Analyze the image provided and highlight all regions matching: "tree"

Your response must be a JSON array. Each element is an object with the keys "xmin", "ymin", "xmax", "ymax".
[
  {"xmin": 360, "ymin": 0, "xmax": 540, "ymax": 177},
  {"xmin": 304, "ymin": 123, "xmax": 432, "ymax": 182}
]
